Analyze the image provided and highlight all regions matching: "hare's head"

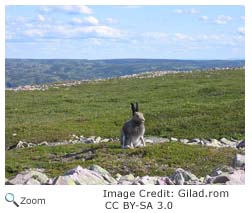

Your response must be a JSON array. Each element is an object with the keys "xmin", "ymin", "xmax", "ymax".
[{"xmin": 131, "ymin": 102, "xmax": 145, "ymax": 123}]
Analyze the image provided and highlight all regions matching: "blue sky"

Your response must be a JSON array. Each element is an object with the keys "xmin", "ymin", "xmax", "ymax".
[{"xmin": 5, "ymin": 5, "xmax": 245, "ymax": 59}]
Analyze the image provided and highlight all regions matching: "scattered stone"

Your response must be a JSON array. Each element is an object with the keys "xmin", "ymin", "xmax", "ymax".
[
  {"xmin": 25, "ymin": 178, "xmax": 41, "ymax": 185},
  {"xmin": 220, "ymin": 138, "xmax": 237, "ymax": 148},
  {"xmin": 62, "ymin": 166, "xmax": 110, "ymax": 185},
  {"xmin": 79, "ymin": 136, "xmax": 87, "ymax": 143},
  {"xmin": 38, "ymin": 141, "xmax": 48, "ymax": 146},
  {"xmin": 210, "ymin": 168, "xmax": 223, "ymax": 177},
  {"xmin": 172, "ymin": 171, "xmax": 185, "ymax": 185},
  {"xmin": 101, "ymin": 138, "xmax": 110, "ymax": 143},
  {"xmin": 53, "ymin": 176, "xmax": 76, "ymax": 185},
  {"xmin": 137, "ymin": 176, "xmax": 158, "ymax": 185},
  {"xmin": 237, "ymin": 140, "xmax": 245, "ymax": 149},
  {"xmin": 180, "ymin": 139, "xmax": 189, "ymax": 143},
  {"xmin": 198, "ymin": 140, "xmax": 205, "ymax": 146},
  {"xmin": 28, "ymin": 143, "xmax": 36, "ymax": 147},
  {"xmin": 88, "ymin": 165, "xmax": 117, "ymax": 184},
  {"xmin": 201, "ymin": 139, "xmax": 210, "ymax": 145},
  {"xmin": 226, "ymin": 170, "xmax": 245, "ymax": 185},
  {"xmin": 86, "ymin": 137, "xmax": 96, "ymax": 144},
  {"xmin": 171, "ymin": 168, "xmax": 199, "ymax": 185},
  {"xmin": 145, "ymin": 139, "xmax": 154, "ymax": 143},
  {"xmin": 118, "ymin": 174, "xmax": 135, "ymax": 182},
  {"xmin": 205, "ymin": 139, "xmax": 222, "ymax": 147},
  {"xmin": 7, "ymin": 162, "xmax": 245, "ymax": 185},
  {"xmin": 8, "ymin": 169, "xmax": 49, "ymax": 185},
  {"xmin": 233, "ymin": 154, "xmax": 245, "ymax": 168},
  {"xmin": 211, "ymin": 175, "xmax": 230, "ymax": 184},
  {"xmin": 191, "ymin": 138, "xmax": 201, "ymax": 143},
  {"xmin": 95, "ymin": 136, "xmax": 102, "ymax": 143},
  {"xmin": 156, "ymin": 177, "xmax": 174, "ymax": 185},
  {"xmin": 12, "ymin": 136, "xmax": 245, "ymax": 149},
  {"xmin": 16, "ymin": 141, "xmax": 28, "ymax": 148},
  {"xmin": 204, "ymin": 175, "xmax": 212, "ymax": 184},
  {"xmin": 145, "ymin": 137, "xmax": 168, "ymax": 143},
  {"xmin": 115, "ymin": 173, "xmax": 122, "ymax": 181}
]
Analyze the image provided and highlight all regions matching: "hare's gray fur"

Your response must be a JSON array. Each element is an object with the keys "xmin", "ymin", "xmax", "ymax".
[{"xmin": 120, "ymin": 103, "xmax": 145, "ymax": 149}]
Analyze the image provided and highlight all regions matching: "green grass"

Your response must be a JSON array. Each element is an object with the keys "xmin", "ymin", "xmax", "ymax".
[
  {"xmin": 5, "ymin": 141, "xmax": 240, "ymax": 179},
  {"xmin": 6, "ymin": 69, "xmax": 244, "ymax": 148},
  {"xmin": 5, "ymin": 69, "xmax": 244, "ymax": 178}
]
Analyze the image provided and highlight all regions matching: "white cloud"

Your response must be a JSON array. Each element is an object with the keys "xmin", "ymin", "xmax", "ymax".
[
  {"xmin": 24, "ymin": 29, "xmax": 46, "ymax": 37},
  {"xmin": 6, "ymin": 31, "xmax": 15, "ymax": 40},
  {"xmin": 14, "ymin": 16, "xmax": 27, "ymax": 23},
  {"xmin": 71, "ymin": 16, "xmax": 99, "ymax": 25},
  {"xmin": 51, "ymin": 24, "xmax": 123, "ymax": 39},
  {"xmin": 173, "ymin": 9, "xmax": 183, "ymax": 14},
  {"xmin": 173, "ymin": 8, "xmax": 199, "ymax": 14},
  {"xmin": 71, "ymin": 18, "xmax": 83, "ymax": 24},
  {"xmin": 141, "ymin": 32, "xmax": 170, "ymax": 40},
  {"xmin": 189, "ymin": 8, "xmax": 199, "ymax": 14},
  {"xmin": 174, "ymin": 33, "xmax": 193, "ymax": 41},
  {"xmin": 106, "ymin": 18, "xmax": 118, "ymax": 24},
  {"xmin": 198, "ymin": 34, "xmax": 224, "ymax": 41},
  {"xmin": 213, "ymin": 15, "xmax": 232, "ymax": 24},
  {"xmin": 118, "ymin": 6, "xmax": 142, "ymax": 9},
  {"xmin": 37, "ymin": 14, "xmax": 45, "ymax": 22},
  {"xmin": 41, "ymin": 5, "xmax": 92, "ymax": 14},
  {"xmin": 238, "ymin": 27, "xmax": 245, "ymax": 35},
  {"xmin": 84, "ymin": 16, "xmax": 99, "ymax": 25},
  {"xmin": 200, "ymin": 16, "xmax": 209, "ymax": 21},
  {"xmin": 85, "ymin": 26, "xmax": 122, "ymax": 37},
  {"xmin": 62, "ymin": 6, "xmax": 92, "ymax": 14}
]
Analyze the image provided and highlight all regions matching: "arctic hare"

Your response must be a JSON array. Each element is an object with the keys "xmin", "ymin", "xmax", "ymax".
[{"xmin": 120, "ymin": 102, "xmax": 145, "ymax": 149}]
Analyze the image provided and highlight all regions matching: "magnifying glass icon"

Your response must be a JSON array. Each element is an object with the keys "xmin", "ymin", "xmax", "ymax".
[{"xmin": 5, "ymin": 193, "xmax": 19, "ymax": 207}]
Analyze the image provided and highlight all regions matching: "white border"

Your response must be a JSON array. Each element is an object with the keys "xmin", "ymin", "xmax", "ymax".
[{"xmin": 1, "ymin": 1, "xmax": 251, "ymax": 213}]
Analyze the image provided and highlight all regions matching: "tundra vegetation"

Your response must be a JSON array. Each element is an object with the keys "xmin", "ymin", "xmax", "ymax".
[{"xmin": 5, "ymin": 69, "xmax": 244, "ymax": 178}]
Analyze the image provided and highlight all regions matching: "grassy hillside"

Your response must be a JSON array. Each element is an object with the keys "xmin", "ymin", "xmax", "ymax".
[
  {"xmin": 6, "ymin": 69, "xmax": 244, "ymax": 149},
  {"xmin": 6, "ymin": 58, "xmax": 244, "ymax": 87},
  {"xmin": 5, "ymin": 69, "xmax": 244, "ymax": 179}
]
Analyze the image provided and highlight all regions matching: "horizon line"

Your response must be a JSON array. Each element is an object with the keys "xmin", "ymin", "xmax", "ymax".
[{"xmin": 5, "ymin": 57, "xmax": 245, "ymax": 61}]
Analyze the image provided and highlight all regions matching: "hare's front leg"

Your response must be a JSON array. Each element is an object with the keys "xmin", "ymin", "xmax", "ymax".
[
  {"xmin": 140, "ymin": 136, "xmax": 145, "ymax": 147},
  {"xmin": 121, "ymin": 132, "xmax": 126, "ymax": 148}
]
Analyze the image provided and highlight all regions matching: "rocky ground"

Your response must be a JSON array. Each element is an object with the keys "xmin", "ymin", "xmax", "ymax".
[
  {"xmin": 6, "ymin": 153, "xmax": 244, "ymax": 185},
  {"xmin": 10, "ymin": 135, "xmax": 245, "ymax": 150},
  {"xmin": 6, "ymin": 135, "xmax": 245, "ymax": 185}
]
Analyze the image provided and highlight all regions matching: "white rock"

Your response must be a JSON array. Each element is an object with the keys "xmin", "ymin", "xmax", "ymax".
[
  {"xmin": 86, "ymin": 138, "xmax": 95, "ymax": 143},
  {"xmin": 191, "ymin": 138, "xmax": 201, "ymax": 143},
  {"xmin": 8, "ymin": 169, "xmax": 49, "ymax": 185},
  {"xmin": 171, "ymin": 137, "xmax": 178, "ymax": 142},
  {"xmin": 38, "ymin": 141, "xmax": 48, "ymax": 146},
  {"xmin": 28, "ymin": 143, "xmax": 35, "ymax": 147},
  {"xmin": 95, "ymin": 136, "xmax": 102, "ymax": 143},
  {"xmin": 233, "ymin": 154, "xmax": 245, "ymax": 168},
  {"xmin": 101, "ymin": 138, "xmax": 110, "ymax": 143},
  {"xmin": 220, "ymin": 138, "xmax": 236, "ymax": 147},
  {"xmin": 205, "ymin": 139, "xmax": 222, "ymax": 147},
  {"xmin": 79, "ymin": 137, "xmax": 87, "ymax": 143},
  {"xmin": 16, "ymin": 141, "xmax": 28, "ymax": 148},
  {"xmin": 145, "ymin": 139, "xmax": 154, "ymax": 143},
  {"xmin": 180, "ymin": 139, "xmax": 189, "ymax": 143}
]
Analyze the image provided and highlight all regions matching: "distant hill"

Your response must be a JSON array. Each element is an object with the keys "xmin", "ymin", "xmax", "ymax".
[{"xmin": 5, "ymin": 58, "xmax": 244, "ymax": 88}]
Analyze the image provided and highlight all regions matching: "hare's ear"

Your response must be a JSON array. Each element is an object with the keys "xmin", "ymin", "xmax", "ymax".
[
  {"xmin": 131, "ymin": 102, "xmax": 135, "ymax": 116},
  {"xmin": 135, "ymin": 102, "xmax": 139, "ymax": 112}
]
